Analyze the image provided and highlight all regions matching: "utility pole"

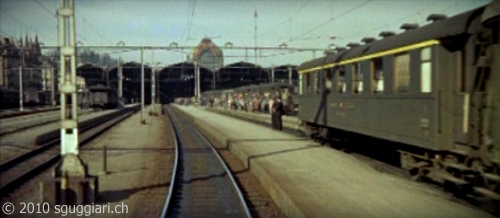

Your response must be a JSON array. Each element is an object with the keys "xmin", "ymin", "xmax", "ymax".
[
  {"xmin": 51, "ymin": 64, "xmax": 55, "ymax": 106},
  {"xmin": 43, "ymin": 0, "xmax": 97, "ymax": 205},
  {"xmin": 254, "ymin": 10, "xmax": 258, "ymax": 64},
  {"xmin": 140, "ymin": 47, "xmax": 145, "ymax": 124},
  {"xmin": 151, "ymin": 50, "xmax": 156, "ymax": 114},
  {"xmin": 194, "ymin": 60, "xmax": 200, "ymax": 103},
  {"xmin": 212, "ymin": 69, "xmax": 216, "ymax": 91},
  {"xmin": 197, "ymin": 62, "xmax": 200, "ymax": 103},
  {"xmin": 18, "ymin": 49, "xmax": 25, "ymax": 111},
  {"xmin": 18, "ymin": 66, "xmax": 23, "ymax": 111},
  {"xmin": 118, "ymin": 60, "xmax": 123, "ymax": 107},
  {"xmin": 271, "ymin": 65, "xmax": 275, "ymax": 83},
  {"xmin": 288, "ymin": 65, "xmax": 292, "ymax": 85}
]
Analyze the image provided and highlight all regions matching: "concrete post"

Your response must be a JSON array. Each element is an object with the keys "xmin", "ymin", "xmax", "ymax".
[
  {"xmin": 212, "ymin": 70, "xmax": 216, "ymax": 91},
  {"xmin": 51, "ymin": 66, "xmax": 55, "ymax": 106},
  {"xmin": 151, "ymin": 67, "xmax": 155, "ymax": 113},
  {"xmin": 43, "ymin": 0, "xmax": 97, "ymax": 205},
  {"xmin": 19, "ymin": 66, "xmax": 23, "ymax": 111},
  {"xmin": 194, "ymin": 61, "xmax": 197, "ymax": 100},
  {"xmin": 271, "ymin": 66, "xmax": 274, "ymax": 83},
  {"xmin": 288, "ymin": 65, "xmax": 292, "ymax": 85},
  {"xmin": 196, "ymin": 61, "xmax": 200, "ymax": 103},
  {"xmin": 118, "ymin": 63, "xmax": 123, "ymax": 106},
  {"xmin": 140, "ymin": 47, "xmax": 145, "ymax": 124}
]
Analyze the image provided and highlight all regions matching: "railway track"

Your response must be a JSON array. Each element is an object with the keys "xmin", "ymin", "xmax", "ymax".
[
  {"xmin": 0, "ymin": 106, "xmax": 139, "ymax": 197},
  {"xmin": 0, "ymin": 109, "xmax": 93, "ymax": 136},
  {"xmin": 0, "ymin": 106, "xmax": 59, "ymax": 119},
  {"xmin": 161, "ymin": 106, "xmax": 251, "ymax": 218}
]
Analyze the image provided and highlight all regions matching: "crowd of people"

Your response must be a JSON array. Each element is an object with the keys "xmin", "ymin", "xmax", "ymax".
[{"xmin": 199, "ymin": 89, "xmax": 292, "ymax": 131}]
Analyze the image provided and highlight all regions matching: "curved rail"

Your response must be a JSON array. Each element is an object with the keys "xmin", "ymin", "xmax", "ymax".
[
  {"xmin": 160, "ymin": 106, "xmax": 252, "ymax": 218},
  {"xmin": 160, "ymin": 106, "xmax": 179, "ymax": 218},
  {"xmin": 195, "ymin": 118, "xmax": 253, "ymax": 218}
]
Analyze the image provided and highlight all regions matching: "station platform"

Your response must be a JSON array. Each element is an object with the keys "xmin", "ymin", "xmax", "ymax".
[
  {"xmin": 206, "ymin": 107, "xmax": 301, "ymax": 132},
  {"xmin": 176, "ymin": 105, "xmax": 494, "ymax": 218}
]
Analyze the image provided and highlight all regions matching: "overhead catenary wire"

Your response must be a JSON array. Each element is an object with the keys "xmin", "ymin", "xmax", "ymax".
[
  {"xmin": 0, "ymin": 6, "xmax": 57, "ymax": 41},
  {"xmin": 33, "ymin": 0, "xmax": 114, "ymax": 45},
  {"xmin": 185, "ymin": 0, "xmax": 197, "ymax": 45},
  {"xmin": 33, "ymin": 0, "xmax": 56, "ymax": 18},
  {"xmin": 340, "ymin": 0, "xmax": 447, "ymax": 41},
  {"xmin": 30, "ymin": 0, "xmax": 90, "ymax": 44},
  {"xmin": 258, "ymin": 0, "xmax": 311, "ymax": 38},
  {"xmin": 75, "ymin": 9, "xmax": 114, "ymax": 45},
  {"xmin": 286, "ymin": 0, "xmax": 372, "ymax": 44}
]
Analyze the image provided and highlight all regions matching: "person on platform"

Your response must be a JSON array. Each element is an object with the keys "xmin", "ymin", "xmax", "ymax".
[{"xmin": 271, "ymin": 96, "xmax": 285, "ymax": 131}]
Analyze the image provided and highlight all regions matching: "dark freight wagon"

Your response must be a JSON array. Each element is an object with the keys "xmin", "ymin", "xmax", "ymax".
[{"xmin": 87, "ymin": 84, "xmax": 118, "ymax": 109}]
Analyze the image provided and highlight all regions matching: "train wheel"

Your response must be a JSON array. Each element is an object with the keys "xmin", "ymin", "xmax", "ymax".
[
  {"xmin": 404, "ymin": 154, "xmax": 429, "ymax": 181},
  {"xmin": 409, "ymin": 167, "xmax": 426, "ymax": 181}
]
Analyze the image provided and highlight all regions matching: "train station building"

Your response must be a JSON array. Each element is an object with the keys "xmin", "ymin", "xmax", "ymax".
[{"xmin": 190, "ymin": 38, "xmax": 224, "ymax": 72}]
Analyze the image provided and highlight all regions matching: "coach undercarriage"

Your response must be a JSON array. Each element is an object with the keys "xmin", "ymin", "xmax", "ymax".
[
  {"xmin": 401, "ymin": 149, "xmax": 500, "ymax": 200},
  {"xmin": 305, "ymin": 123, "xmax": 500, "ymax": 201}
]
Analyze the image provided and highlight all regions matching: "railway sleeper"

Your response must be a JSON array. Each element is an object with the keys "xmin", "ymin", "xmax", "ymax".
[
  {"xmin": 483, "ymin": 173, "xmax": 500, "ymax": 183},
  {"xmin": 441, "ymin": 161, "xmax": 473, "ymax": 172},
  {"xmin": 429, "ymin": 170, "xmax": 468, "ymax": 186},
  {"xmin": 473, "ymin": 187, "xmax": 500, "ymax": 200}
]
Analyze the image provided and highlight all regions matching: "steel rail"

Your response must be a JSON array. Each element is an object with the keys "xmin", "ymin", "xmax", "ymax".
[
  {"xmin": 0, "ymin": 110, "xmax": 93, "ymax": 137},
  {"xmin": 160, "ymin": 106, "xmax": 252, "ymax": 218},
  {"xmin": 0, "ymin": 108, "xmax": 133, "ymax": 172},
  {"xmin": 0, "ymin": 107, "xmax": 59, "ymax": 119},
  {"xmin": 0, "ymin": 108, "xmax": 137, "ymax": 196},
  {"xmin": 195, "ymin": 118, "xmax": 253, "ymax": 218},
  {"xmin": 160, "ymin": 107, "xmax": 179, "ymax": 218}
]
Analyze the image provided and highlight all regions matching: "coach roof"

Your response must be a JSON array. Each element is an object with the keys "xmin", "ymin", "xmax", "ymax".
[{"xmin": 299, "ymin": 5, "xmax": 486, "ymax": 73}]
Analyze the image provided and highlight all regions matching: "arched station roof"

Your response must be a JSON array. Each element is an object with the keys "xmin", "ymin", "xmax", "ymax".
[
  {"xmin": 77, "ymin": 63, "xmax": 106, "ymax": 87},
  {"xmin": 216, "ymin": 61, "xmax": 269, "ymax": 89},
  {"xmin": 267, "ymin": 64, "xmax": 299, "ymax": 84},
  {"xmin": 108, "ymin": 61, "xmax": 152, "ymax": 81},
  {"xmin": 158, "ymin": 61, "xmax": 212, "ymax": 81}
]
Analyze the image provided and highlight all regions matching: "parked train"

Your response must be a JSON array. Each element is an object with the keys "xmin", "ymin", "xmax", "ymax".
[
  {"xmin": 0, "ymin": 87, "xmax": 51, "ymax": 109},
  {"xmin": 201, "ymin": 82, "xmax": 298, "ymax": 115},
  {"xmin": 80, "ymin": 84, "xmax": 119, "ymax": 110},
  {"xmin": 298, "ymin": 2, "xmax": 499, "ymax": 199},
  {"xmin": 1, "ymin": 84, "xmax": 119, "ymax": 110}
]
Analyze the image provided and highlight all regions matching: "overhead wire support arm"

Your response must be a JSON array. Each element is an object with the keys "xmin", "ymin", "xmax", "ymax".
[{"xmin": 40, "ymin": 45, "xmax": 327, "ymax": 53}]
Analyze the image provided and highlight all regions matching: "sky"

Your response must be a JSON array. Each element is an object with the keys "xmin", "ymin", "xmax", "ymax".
[{"xmin": 0, "ymin": 0, "xmax": 492, "ymax": 68}]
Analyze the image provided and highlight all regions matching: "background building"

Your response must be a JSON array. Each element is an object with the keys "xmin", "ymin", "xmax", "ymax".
[{"xmin": 191, "ymin": 38, "xmax": 223, "ymax": 71}]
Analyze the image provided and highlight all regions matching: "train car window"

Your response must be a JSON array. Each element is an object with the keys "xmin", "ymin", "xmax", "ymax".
[
  {"xmin": 338, "ymin": 67, "xmax": 346, "ymax": 93},
  {"xmin": 325, "ymin": 69, "xmax": 332, "ymax": 92},
  {"xmin": 281, "ymin": 88, "xmax": 289, "ymax": 102},
  {"xmin": 394, "ymin": 53, "xmax": 410, "ymax": 93},
  {"xmin": 457, "ymin": 50, "xmax": 466, "ymax": 92},
  {"xmin": 305, "ymin": 73, "xmax": 310, "ymax": 94},
  {"xmin": 298, "ymin": 74, "xmax": 303, "ymax": 95},
  {"xmin": 421, "ymin": 47, "xmax": 432, "ymax": 93},
  {"xmin": 352, "ymin": 63, "xmax": 363, "ymax": 94},
  {"xmin": 314, "ymin": 71, "xmax": 320, "ymax": 94},
  {"xmin": 371, "ymin": 58, "xmax": 384, "ymax": 93}
]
